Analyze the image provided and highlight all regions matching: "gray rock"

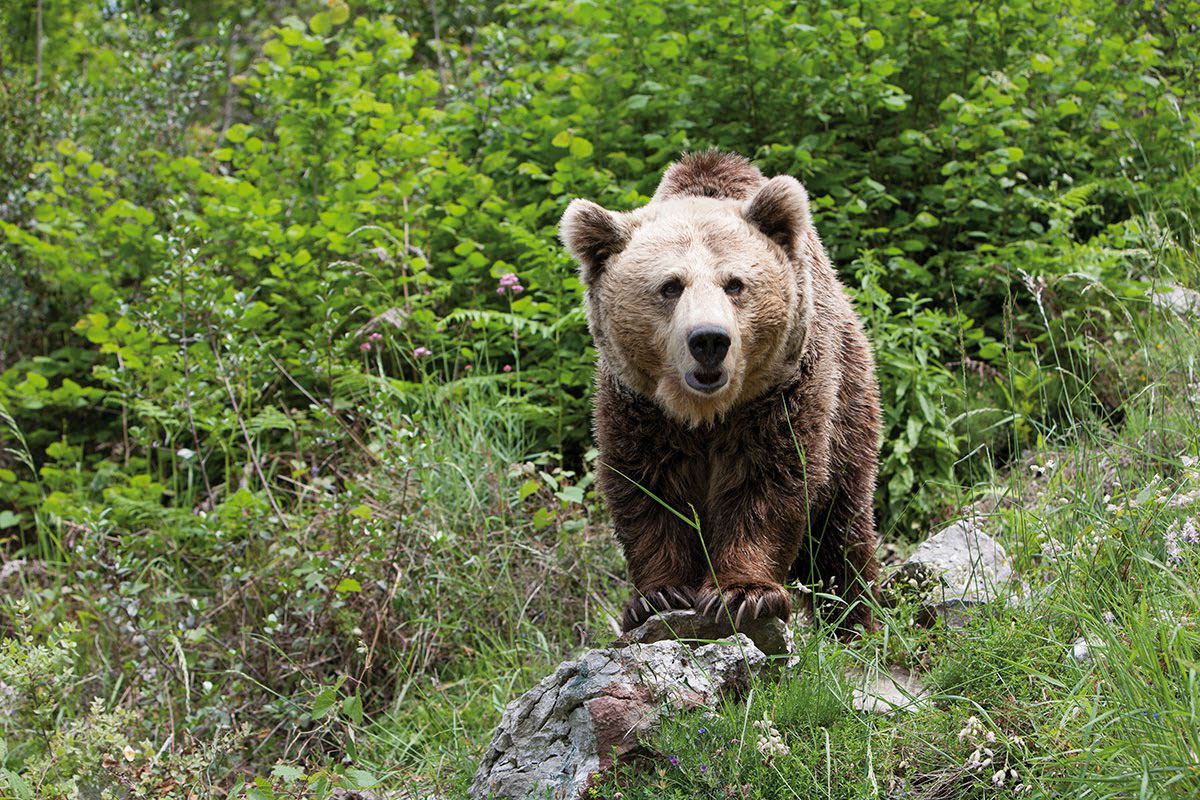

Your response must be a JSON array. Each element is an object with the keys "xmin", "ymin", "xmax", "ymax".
[
  {"xmin": 469, "ymin": 634, "xmax": 767, "ymax": 800},
  {"xmin": 846, "ymin": 665, "xmax": 929, "ymax": 715},
  {"xmin": 1071, "ymin": 636, "xmax": 1105, "ymax": 663},
  {"xmin": 615, "ymin": 609, "xmax": 793, "ymax": 656},
  {"xmin": 899, "ymin": 520, "xmax": 1014, "ymax": 628},
  {"xmin": 1148, "ymin": 283, "xmax": 1200, "ymax": 317}
]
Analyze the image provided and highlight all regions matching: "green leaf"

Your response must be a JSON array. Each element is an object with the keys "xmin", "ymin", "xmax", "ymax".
[
  {"xmin": 863, "ymin": 29, "xmax": 884, "ymax": 50},
  {"xmin": 342, "ymin": 693, "xmax": 363, "ymax": 725},
  {"xmin": 551, "ymin": 130, "xmax": 571, "ymax": 148},
  {"xmin": 335, "ymin": 578, "xmax": 362, "ymax": 593},
  {"xmin": 1056, "ymin": 98, "xmax": 1080, "ymax": 115},
  {"xmin": 262, "ymin": 38, "xmax": 290, "ymax": 65},
  {"xmin": 1030, "ymin": 53, "xmax": 1054, "ymax": 73},
  {"xmin": 312, "ymin": 687, "xmax": 337, "ymax": 719},
  {"xmin": 0, "ymin": 511, "xmax": 21, "ymax": 529},
  {"xmin": 310, "ymin": 11, "xmax": 332, "ymax": 35},
  {"xmin": 569, "ymin": 137, "xmax": 594, "ymax": 158},
  {"xmin": 518, "ymin": 479, "xmax": 540, "ymax": 502},
  {"xmin": 225, "ymin": 123, "xmax": 252, "ymax": 143},
  {"xmin": 978, "ymin": 341, "xmax": 1004, "ymax": 360},
  {"xmin": 556, "ymin": 485, "xmax": 585, "ymax": 504},
  {"xmin": 341, "ymin": 769, "xmax": 378, "ymax": 790},
  {"xmin": 270, "ymin": 765, "xmax": 304, "ymax": 783},
  {"xmin": 355, "ymin": 170, "xmax": 380, "ymax": 191},
  {"xmin": 329, "ymin": 3, "xmax": 349, "ymax": 24},
  {"xmin": 531, "ymin": 508, "xmax": 553, "ymax": 530}
]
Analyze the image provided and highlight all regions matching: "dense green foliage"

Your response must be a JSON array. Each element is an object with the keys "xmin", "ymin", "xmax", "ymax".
[{"xmin": 1, "ymin": 0, "xmax": 1198, "ymax": 796}]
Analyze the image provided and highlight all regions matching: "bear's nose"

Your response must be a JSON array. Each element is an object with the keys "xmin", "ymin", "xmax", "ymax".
[{"xmin": 687, "ymin": 326, "xmax": 731, "ymax": 367}]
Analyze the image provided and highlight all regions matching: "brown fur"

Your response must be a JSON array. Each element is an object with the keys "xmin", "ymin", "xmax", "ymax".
[{"xmin": 560, "ymin": 152, "xmax": 882, "ymax": 637}]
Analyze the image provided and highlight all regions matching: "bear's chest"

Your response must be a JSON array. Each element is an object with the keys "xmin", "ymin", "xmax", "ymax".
[{"xmin": 667, "ymin": 425, "xmax": 770, "ymax": 502}]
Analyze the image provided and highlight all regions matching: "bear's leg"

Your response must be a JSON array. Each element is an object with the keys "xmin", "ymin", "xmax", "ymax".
[
  {"xmin": 800, "ymin": 486, "xmax": 880, "ymax": 639},
  {"xmin": 694, "ymin": 495, "xmax": 801, "ymax": 628},
  {"xmin": 617, "ymin": 517, "xmax": 706, "ymax": 632}
]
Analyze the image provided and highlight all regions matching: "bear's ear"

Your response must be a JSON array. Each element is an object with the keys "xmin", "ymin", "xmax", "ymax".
[
  {"xmin": 559, "ymin": 199, "xmax": 632, "ymax": 285},
  {"xmin": 743, "ymin": 175, "xmax": 811, "ymax": 254}
]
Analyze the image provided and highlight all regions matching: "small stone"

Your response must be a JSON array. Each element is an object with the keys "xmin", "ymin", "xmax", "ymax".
[
  {"xmin": 1148, "ymin": 283, "xmax": 1200, "ymax": 317},
  {"xmin": 846, "ymin": 665, "xmax": 929, "ymax": 715},
  {"xmin": 902, "ymin": 520, "xmax": 1014, "ymax": 627},
  {"xmin": 1071, "ymin": 636, "xmax": 1105, "ymax": 663}
]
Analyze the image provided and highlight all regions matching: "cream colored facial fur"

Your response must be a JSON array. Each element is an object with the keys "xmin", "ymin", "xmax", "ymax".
[{"xmin": 562, "ymin": 184, "xmax": 814, "ymax": 426}]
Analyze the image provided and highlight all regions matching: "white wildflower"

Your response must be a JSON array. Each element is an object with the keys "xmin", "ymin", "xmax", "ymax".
[
  {"xmin": 122, "ymin": 744, "xmax": 136, "ymax": 762},
  {"xmin": 957, "ymin": 715, "xmax": 986, "ymax": 742},
  {"xmin": 1165, "ymin": 521, "xmax": 1183, "ymax": 565},
  {"xmin": 966, "ymin": 746, "xmax": 994, "ymax": 771},
  {"xmin": 991, "ymin": 768, "xmax": 1006, "ymax": 787},
  {"xmin": 753, "ymin": 718, "xmax": 789, "ymax": 759},
  {"xmin": 1040, "ymin": 537, "xmax": 1067, "ymax": 560}
]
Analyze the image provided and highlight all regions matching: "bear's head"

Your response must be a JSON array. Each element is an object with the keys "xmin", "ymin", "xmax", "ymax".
[{"xmin": 560, "ymin": 154, "xmax": 814, "ymax": 426}]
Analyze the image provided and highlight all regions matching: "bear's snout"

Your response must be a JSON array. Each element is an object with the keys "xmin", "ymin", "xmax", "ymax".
[
  {"xmin": 687, "ymin": 326, "xmax": 731, "ymax": 367},
  {"xmin": 685, "ymin": 325, "xmax": 731, "ymax": 393}
]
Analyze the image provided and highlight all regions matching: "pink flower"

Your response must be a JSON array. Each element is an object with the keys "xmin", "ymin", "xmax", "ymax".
[
  {"xmin": 497, "ymin": 273, "xmax": 525, "ymax": 295},
  {"xmin": 360, "ymin": 342, "xmax": 371, "ymax": 351},
  {"xmin": 413, "ymin": 346, "xmax": 432, "ymax": 358},
  {"xmin": 502, "ymin": 364, "xmax": 512, "ymax": 372},
  {"xmin": 369, "ymin": 332, "xmax": 383, "ymax": 341}
]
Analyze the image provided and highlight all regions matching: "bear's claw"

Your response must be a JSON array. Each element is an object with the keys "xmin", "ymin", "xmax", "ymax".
[
  {"xmin": 696, "ymin": 583, "xmax": 791, "ymax": 628},
  {"xmin": 620, "ymin": 585, "xmax": 697, "ymax": 631}
]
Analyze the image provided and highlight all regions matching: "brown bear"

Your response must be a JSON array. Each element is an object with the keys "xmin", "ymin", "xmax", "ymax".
[{"xmin": 559, "ymin": 151, "xmax": 882, "ymax": 638}]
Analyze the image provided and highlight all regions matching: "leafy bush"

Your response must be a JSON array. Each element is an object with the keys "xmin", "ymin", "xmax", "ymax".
[{"xmin": 5, "ymin": 0, "xmax": 1197, "ymax": 542}]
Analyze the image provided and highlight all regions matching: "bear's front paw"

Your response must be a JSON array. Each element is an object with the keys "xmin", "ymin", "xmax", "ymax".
[
  {"xmin": 620, "ymin": 586, "xmax": 697, "ymax": 632},
  {"xmin": 696, "ymin": 582, "xmax": 791, "ymax": 627}
]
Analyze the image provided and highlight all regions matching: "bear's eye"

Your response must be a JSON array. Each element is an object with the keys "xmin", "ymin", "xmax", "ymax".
[
  {"xmin": 659, "ymin": 279, "xmax": 684, "ymax": 300},
  {"xmin": 724, "ymin": 278, "xmax": 745, "ymax": 297}
]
